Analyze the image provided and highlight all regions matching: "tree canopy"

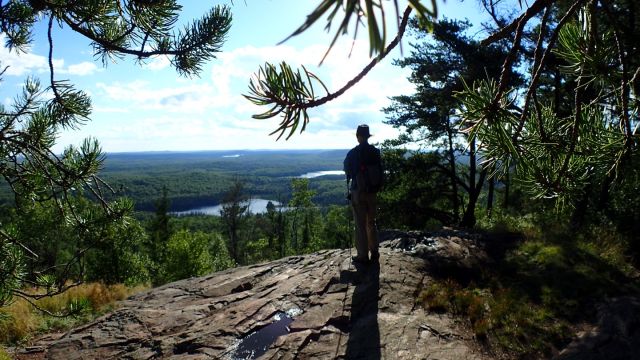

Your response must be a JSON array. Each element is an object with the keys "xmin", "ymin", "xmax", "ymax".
[
  {"xmin": 0, "ymin": 0, "xmax": 231, "ymax": 307},
  {"xmin": 457, "ymin": 0, "xmax": 638, "ymax": 208}
]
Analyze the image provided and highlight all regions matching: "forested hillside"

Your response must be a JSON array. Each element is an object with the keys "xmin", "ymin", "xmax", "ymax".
[
  {"xmin": 98, "ymin": 150, "xmax": 348, "ymax": 211},
  {"xmin": 0, "ymin": 150, "xmax": 348, "ymax": 211}
]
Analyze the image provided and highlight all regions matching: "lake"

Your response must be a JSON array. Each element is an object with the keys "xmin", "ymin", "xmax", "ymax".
[
  {"xmin": 172, "ymin": 170, "xmax": 344, "ymax": 216},
  {"xmin": 172, "ymin": 199, "xmax": 281, "ymax": 216},
  {"xmin": 299, "ymin": 170, "xmax": 344, "ymax": 178}
]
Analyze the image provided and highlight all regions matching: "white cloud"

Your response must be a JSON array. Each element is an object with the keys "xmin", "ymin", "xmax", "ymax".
[
  {"xmin": 0, "ymin": 35, "xmax": 101, "ymax": 77},
  {"xmin": 93, "ymin": 106, "xmax": 130, "ymax": 114},
  {"xmin": 0, "ymin": 36, "xmax": 50, "ymax": 76},
  {"xmin": 55, "ymin": 38, "xmax": 410, "ymax": 152},
  {"xmin": 110, "ymin": 115, "xmax": 351, "ymax": 151},
  {"xmin": 87, "ymin": 37, "xmax": 411, "ymax": 121},
  {"xmin": 56, "ymin": 108, "xmax": 403, "ymax": 153},
  {"xmin": 142, "ymin": 56, "xmax": 171, "ymax": 71},
  {"xmin": 95, "ymin": 80, "xmax": 219, "ymax": 114},
  {"xmin": 66, "ymin": 61, "xmax": 100, "ymax": 76}
]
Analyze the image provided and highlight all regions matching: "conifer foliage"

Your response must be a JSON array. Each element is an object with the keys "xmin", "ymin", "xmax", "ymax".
[
  {"xmin": 244, "ymin": 1, "xmax": 438, "ymax": 139},
  {"xmin": 0, "ymin": 0, "xmax": 231, "ymax": 307},
  {"xmin": 456, "ymin": 0, "xmax": 639, "ymax": 212}
]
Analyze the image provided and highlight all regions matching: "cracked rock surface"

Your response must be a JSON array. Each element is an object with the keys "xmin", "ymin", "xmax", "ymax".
[{"xmin": 17, "ymin": 234, "xmax": 492, "ymax": 360}]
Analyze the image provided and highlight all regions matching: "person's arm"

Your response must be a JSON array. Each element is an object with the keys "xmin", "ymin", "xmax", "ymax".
[{"xmin": 343, "ymin": 151, "xmax": 351, "ymax": 183}]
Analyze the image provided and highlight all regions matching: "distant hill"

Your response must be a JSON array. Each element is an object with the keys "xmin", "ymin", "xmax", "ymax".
[
  {"xmin": 0, "ymin": 149, "xmax": 484, "ymax": 212},
  {"xmin": 97, "ymin": 149, "xmax": 349, "ymax": 212},
  {"xmin": 103, "ymin": 149, "xmax": 348, "ymax": 176}
]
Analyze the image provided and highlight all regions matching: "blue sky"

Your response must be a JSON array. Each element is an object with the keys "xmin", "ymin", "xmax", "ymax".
[{"xmin": 0, "ymin": 0, "xmax": 494, "ymax": 153}]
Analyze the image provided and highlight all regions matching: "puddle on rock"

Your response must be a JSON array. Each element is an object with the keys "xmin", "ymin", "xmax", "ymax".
[{"xmin": 232, "ymin": 311, "xmax": 295, "ymax": 359}]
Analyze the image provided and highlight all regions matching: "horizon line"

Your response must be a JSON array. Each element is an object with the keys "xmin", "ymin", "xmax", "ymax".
[{"xmin": 103, "ymin": 148, "xmax": 350, "ymax": 154}]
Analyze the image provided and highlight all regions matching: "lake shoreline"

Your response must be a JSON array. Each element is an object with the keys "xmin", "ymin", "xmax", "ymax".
[{"xmin": 171, "ymin": 199, "xmax": 282, "ymax": 217}]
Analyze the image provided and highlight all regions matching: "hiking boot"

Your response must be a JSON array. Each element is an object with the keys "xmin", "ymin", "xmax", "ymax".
[
  {"xmin": 370, "ymin": 250, "xmax": 380, "ymax": 263},
  {"xmin": 351, "ymin": 256, "xmax": 369, "ymax": 264}
]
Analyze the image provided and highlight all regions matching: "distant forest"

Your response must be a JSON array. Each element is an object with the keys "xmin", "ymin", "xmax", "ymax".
[{"xmin": 0, "ymin": 150, "xmax": 349, "ymax": 212}]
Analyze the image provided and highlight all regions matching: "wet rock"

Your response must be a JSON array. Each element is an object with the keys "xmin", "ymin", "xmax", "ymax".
[{"xmin": 18, "ymin": 243, "xmax": 492, "ymax": 359}]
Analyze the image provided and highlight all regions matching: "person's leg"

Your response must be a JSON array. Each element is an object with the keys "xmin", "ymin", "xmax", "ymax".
[
  {"xmin": 364, "ymin": 192, "xmax": 379, "ymax": 260},
  {"xmin": 351, "ymin": 191, "xmax": 369, "ymax": 261}
]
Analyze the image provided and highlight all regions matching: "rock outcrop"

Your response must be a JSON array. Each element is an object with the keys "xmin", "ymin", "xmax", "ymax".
[
  {"xmin": 555, "ymin": 296, "xmax": 640, "ymax": 360},
  {"xmin": 18, "ymin": 229, "xmax": 493, "ymax": 360}
]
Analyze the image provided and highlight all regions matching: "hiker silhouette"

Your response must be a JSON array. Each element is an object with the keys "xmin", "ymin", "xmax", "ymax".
[{"xmin": 343, "ymin": 124, "xmax": 382, "ymax": 265}]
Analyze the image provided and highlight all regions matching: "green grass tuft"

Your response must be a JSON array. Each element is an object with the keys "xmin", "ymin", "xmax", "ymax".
[
  {"xmin": 0, "ymin": 282, "xmax": 147, "ymax": 346},
  {"xmin": 0, "ymin": 346, "xmax": 11, "ymax": 360}
]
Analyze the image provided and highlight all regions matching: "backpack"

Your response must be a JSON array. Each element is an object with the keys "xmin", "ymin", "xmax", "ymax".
[{"xmin": 356, "ymin": 144, "xmax": 383, "ymax": 193}]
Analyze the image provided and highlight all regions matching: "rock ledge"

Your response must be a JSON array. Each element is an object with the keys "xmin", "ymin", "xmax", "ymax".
[{"xmin": 19, "ymin": 230, "xmax": 492, "ymax": 359}]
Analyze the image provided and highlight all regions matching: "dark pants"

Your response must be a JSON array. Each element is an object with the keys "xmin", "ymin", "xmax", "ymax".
[{"xmin": 351, "ymin": 190, "xmax": 379, "ymax": 260}]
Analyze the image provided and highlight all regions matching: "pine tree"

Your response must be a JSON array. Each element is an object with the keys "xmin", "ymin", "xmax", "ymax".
[
  {"xmin": 383, "ymin": 19, "xmax": 521, "ymax": 227},
  {"xmin": 457, "ymin": 0, "xmax": 639, "ymax": 225},
  {"xmin": 0, "ymin": 0, "xmax": 231, "ymax": 306},
  {"xmin": 148, "ymin": 187, "xmax": 171, "ymax": 283},
  {"xmin": 220, "ymin": 180, "xmax": 248, "ymax": 264},
  {"xmin": 288, "ymin": 178, "xmax": 316, "ymax": 253}
]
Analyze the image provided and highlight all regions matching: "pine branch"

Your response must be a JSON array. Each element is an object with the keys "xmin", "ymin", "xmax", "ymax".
[
  {"xmin": 512, "ymin": 0, "xmax": 585, "ymax": 142},
  {"xmin": 480, "ymin": 0, "xmax": 558, "ymax": 46},
  {"xmin": 316, "ymin": 6, "xmax": 412, "ymax": 107},
  {"xmin": 247, "ymin": 6, "xmax": 413, "ymax": 140},
  {"xmin": 519, "ymin": 5, "xmax": 551, "ymax": 140},
  {"xmin": 553, "ymin": 0, "xmax": 598, "ymax": 189},
  {"xmin": 601, "ymin": 0, "xmax": 632, "ymax": 144},
  {"xmin": 494, "ymin": 19, "xmax": 524, "ymax": 100},
  {"xmin": 59, "ymin": 4, "xmax": 231, "ymax": 76}
]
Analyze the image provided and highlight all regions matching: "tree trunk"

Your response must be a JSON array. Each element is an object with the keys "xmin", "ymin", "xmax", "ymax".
[
  {"xmin": 291, "ymin": 209, "xmax": 299, "ymax": 253},
  {"xmin": 571, "ymin": 180, "xmax": 593, "ymax": 230},
  {"xmin": 554, "ymin": 67, "xmax": 561, "ymax": 114},
  {"xmin": 487, "ymin": 175, "xmax": 495, "ymax": 218},
  {"xmin": 461, "ymin": 139, "xmax": 486, "ymax": 228},
  {"xmin": 228, "ymin": 223, "xmax": 238, "ymax": 264},
  {"xmin": 597, "ymin": 172, "xmax": 614, "ymax": 212},
  {"xmin": 502, "ymin": 171, "xmax": 510, "ymax": 209},
  {"xmin": 302, "ymin": 213, "xmax": 310, "ymax": 249},
  {"xmin": 446, "ymin": 120, "xmax": 460, "ymax": 222},
  {"xmin": 469, "ymin": 138, "xmax": 477, "ymax": 198},
  {"xmin": 277, "ymin": 211, "xmax": 286, "ymax": 257},
  {"xmin": 461, "ymin": 170, "xmax": 487, "ymax": 228}
]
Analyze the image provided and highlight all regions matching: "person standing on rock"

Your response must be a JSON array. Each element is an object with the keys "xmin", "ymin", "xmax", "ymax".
[{"xmin": 344, "ymin": 124, "xmax": 383, "ymax": 264}]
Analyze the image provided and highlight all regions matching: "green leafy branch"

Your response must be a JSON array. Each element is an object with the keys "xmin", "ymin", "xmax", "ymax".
[
  {"xmin": 456, "ymin": 0, "xmax": 639, "ymax": 205},
  {"xmin": 282, "ymin": 0, "xmax": 437, "ymax": 63},
  {"xmin": 45, "ymin": 0, "xmax": 232, "ymax": 77},
  {"xmin": 245, "ymin": 5, "xmax": 417, "ymax": 140},
  {"xmin": 245, "ymin": 63, "xmax": 329, "ymax": 140}
]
